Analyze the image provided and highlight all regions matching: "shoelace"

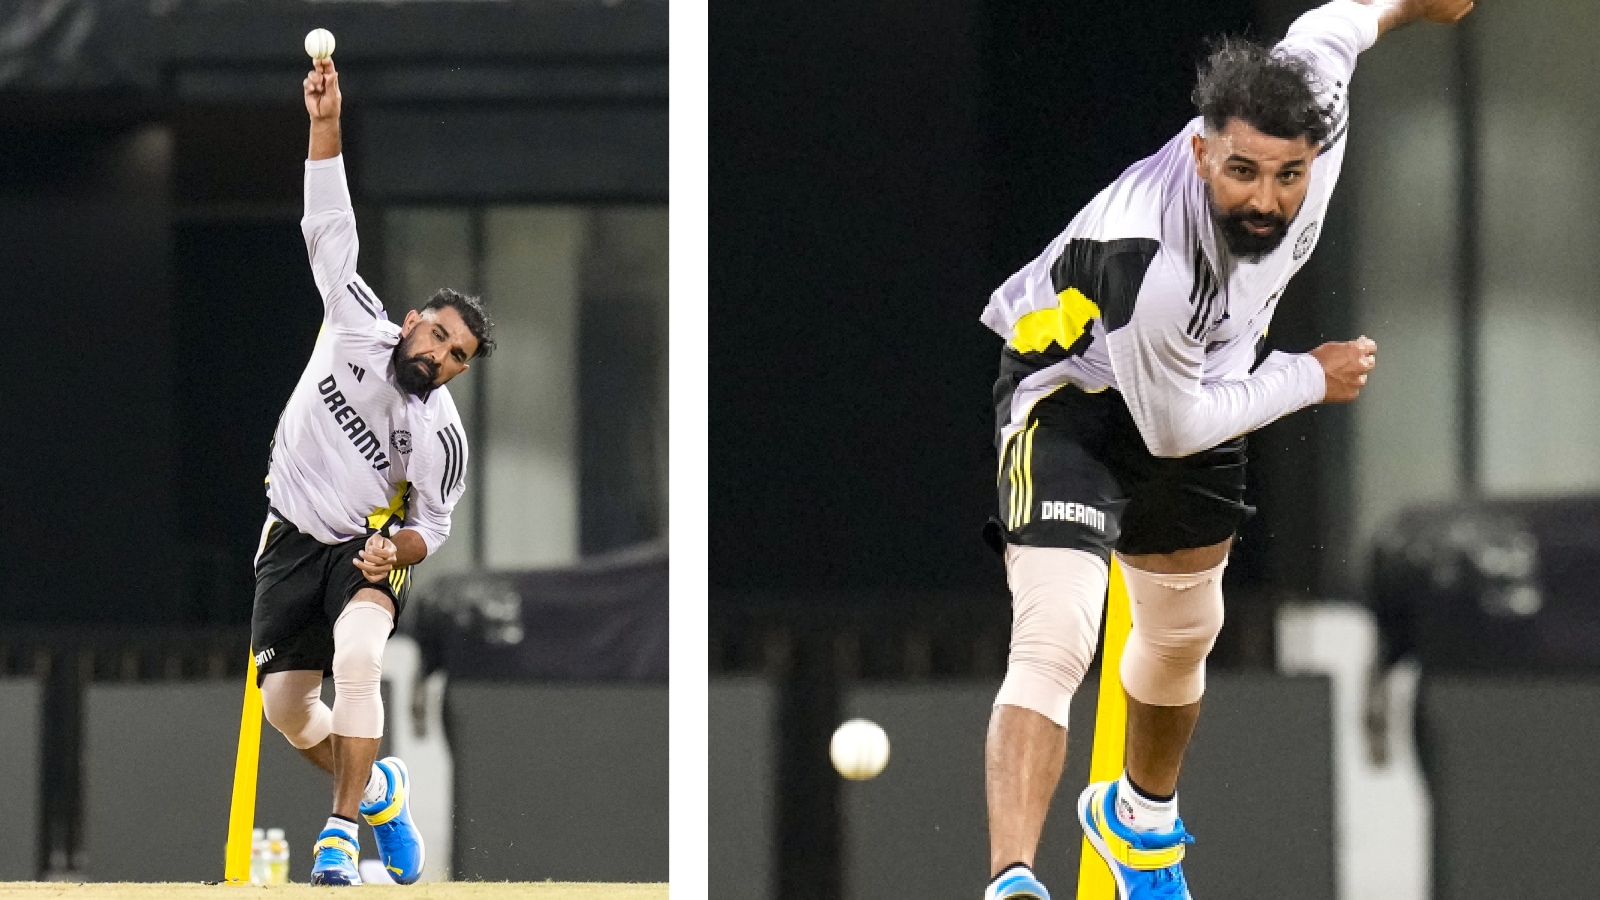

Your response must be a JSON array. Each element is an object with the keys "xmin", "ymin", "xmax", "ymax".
[
  {"xmin": 1129, "ymin": 828, "xmax": 1194, "ymax": 899},
  {"xmin": 1141, "ymin": 864, "xmax": 1189, "ymax": 899}
]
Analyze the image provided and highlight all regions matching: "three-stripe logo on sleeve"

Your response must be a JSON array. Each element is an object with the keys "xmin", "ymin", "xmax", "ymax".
[
  {"xmin": 346, "ymin": 281, "xmax": 382, "ymax": 319},
  {"xmin": 436, "ymin": 423, "xmax": 466, "ymax": 498},
  {"xmin": 1185, "ymin": 243, "xmax": 1223, "ymax": 340}
]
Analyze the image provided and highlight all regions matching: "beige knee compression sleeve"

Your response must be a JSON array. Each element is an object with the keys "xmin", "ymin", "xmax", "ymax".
[
  {"xmin": 1117, "ymin": 556, "xmax": 1226, "ymax": 707},
  {"xmin": 994, "ymin": 545, "xmax": 1108, "ymax": 727},
  {"xmin": 261, "ymin": 669, "xmax": 332, "ymax": 750},
  {"xmin": 331, "ymin": 599, "xmax": 393, "ymax": 739}
]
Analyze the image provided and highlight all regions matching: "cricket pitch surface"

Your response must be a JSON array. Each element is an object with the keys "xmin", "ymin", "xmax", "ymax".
[{"xmin": 0, "ymin": 884, "xmax": 666, "ymax": 899}]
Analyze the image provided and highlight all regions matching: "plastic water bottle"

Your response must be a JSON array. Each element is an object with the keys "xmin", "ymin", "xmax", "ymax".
[
  {"xmin": 249, "ymin": 828, "xmax": 267, "ymax": 884},
  {"xmin": 266, "ymin": 828, "xmax": 290, "ymax": 884}
]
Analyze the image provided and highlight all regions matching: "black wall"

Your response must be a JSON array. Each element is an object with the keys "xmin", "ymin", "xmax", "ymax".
[
  {"xmin": 0, "ymin": 122, "xmax": 178, "ymax": 623},
  {"xmin": 711, "ymin": 0, "xmax": 1269, "ymax": 605},
  {"xmin": 0, "ymin": 1, "xmax": 667, "ymax": 626},
  {"xmin": 711, "ymin": 0, "xmax": 990, "ymax": 597}
]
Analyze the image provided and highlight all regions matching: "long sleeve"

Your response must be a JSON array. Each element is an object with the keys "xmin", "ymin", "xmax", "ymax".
[
  {"xmin": 302, "ymin": 154, "xmax": 385, "ymax": 329},
  {"xmin": 1277, "ymin": 1, "xmax": 1381, "ymax": 98},
  {"xmin": 401, "ymin": 411, "xmax": 469, "ymax": 558},
  {"xmin": 1107, "ymin": 253, "xmax": 1326, "ymax": 458}
]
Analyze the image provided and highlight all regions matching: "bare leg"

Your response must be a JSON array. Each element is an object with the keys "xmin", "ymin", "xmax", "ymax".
[
  {"xmin": 986, "ymin": 704, "xmax": 1067, "ymax": 876},
  {"xmin": 330, "ymin": 734, "xmax": 382, "ymax": 819},
  {"xmin": 1117, "ymin": 538, "xmax": 1231, "ymax": 799},
  {"xmin": 1123, "ymin": 698, "xmax": 1201, "ymax": 797},
  {"xmin": 298, "ymin": 738, "xmax": 336, "ymax": 776}
]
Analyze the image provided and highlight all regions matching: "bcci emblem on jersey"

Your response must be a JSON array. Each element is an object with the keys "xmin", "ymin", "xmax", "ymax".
[
  {"xmin": 391, "ymin": 430, "xmax": 413, "ymax": 454},
  {"xmin": 1293, "ymin": 220, "xmax": 1319, "ymax": 260}
]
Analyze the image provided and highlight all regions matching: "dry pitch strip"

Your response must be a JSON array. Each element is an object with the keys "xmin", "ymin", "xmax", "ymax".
[{"xmin": 0, "ymin": 885, "xmax": 665, "ymax": 899}]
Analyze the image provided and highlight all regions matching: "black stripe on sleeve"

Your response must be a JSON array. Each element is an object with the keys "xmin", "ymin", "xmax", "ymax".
[
  {"xmin": 1184, "ymin": 247, "xmax": 1204, "ymax": 310},
  {"xmin": 437, "ymin": 427, "xmax": 457, "ymax": 496},
  {"xmin": 1185, "ymin": 249, "xmax": 1209, "ymax": 338},
  {"xmin": 1186, "ymin": 246, "xmax": 1217, "ymax": 339},
  {"xmin": 1194, "ymin": 252, "xmax": 1221, "ymax": 340},
  {"xmin": 346, "ymin": 283, "xmax": 376, "ymax": 317},
  {"xmin": 351, "ymin": 282, "xmax": 383, "ymax": 317},
  {"xmin": 448, "ymin": 425, "xmax": 466, "ymax": 494},
  {"xmin": 437, "ymin": 424, "xmax": 466, "ymax": 497}
]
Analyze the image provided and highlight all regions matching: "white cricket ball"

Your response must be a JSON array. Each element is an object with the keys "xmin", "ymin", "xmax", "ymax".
[
  {"xmin": 305, "ymin": 28, "xmax": 336, "ymax": 61},
  {"xmin": 830, "ymin": 718, "xmax": 890, "ymax": 780}
]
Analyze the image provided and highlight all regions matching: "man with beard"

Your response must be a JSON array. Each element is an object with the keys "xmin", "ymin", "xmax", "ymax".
[
  {"xmin": 249, "ymin": 55, "xmax": 494, "ymax": 885},
  {"xmin": 977, "ymin": 1, "xmax": 1470, "ymax": 898}
]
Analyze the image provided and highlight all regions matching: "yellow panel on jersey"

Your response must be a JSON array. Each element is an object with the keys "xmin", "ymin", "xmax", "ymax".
[
  {"xmin": 366, "ymin": 482, "xmax": 411, "ymax": 534},
  {"xmin": 1008, "ymin": 287, "xmax": 1102, "ymax": 355}
]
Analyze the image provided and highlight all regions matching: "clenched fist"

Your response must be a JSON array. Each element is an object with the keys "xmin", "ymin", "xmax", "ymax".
[
  {"xmin": 354, "ymin": 532, "xmax": 397, "ymax": 583},
  {"xmin": 1310, "ymin": 336, "xmax": 1376, "ymax": 403}
]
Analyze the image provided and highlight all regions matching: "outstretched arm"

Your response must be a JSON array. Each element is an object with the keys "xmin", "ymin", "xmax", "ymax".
[
  {"xmin": 305, "ymin": 58, "xmax": 341, "ymax": 160},
  {"xmin": 300, "ymin": 57, "xmax": 385, "ymax": 327},
  {"xmin": 1360, "ymin": 0, "xmax": 1473, "ymax": 37}
]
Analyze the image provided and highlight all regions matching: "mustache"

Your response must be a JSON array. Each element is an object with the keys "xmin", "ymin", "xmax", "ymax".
[
  {"xmin": 1226, "ymin": 208, "xmax": 1286, "ymax": 229},
  {"xmin": 405, "ymin": 355, "xmax": 440, "ymax": 380}
]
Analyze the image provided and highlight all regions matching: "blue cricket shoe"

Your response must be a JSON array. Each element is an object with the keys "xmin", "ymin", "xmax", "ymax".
[
  {"xmin": 308, "ymin": 827, "xmax": 362, "ymax": 886},
  {"xmin": 1077, "ymin": 781, "xmax": 1195, "ymax": 899},
  {"xmin": 361, "ymin": 756, "xmax": 426, "ymax": 884},
  {"xmin": 986, "ymin": 865, "xmax": 1051, "ymax": 900}
]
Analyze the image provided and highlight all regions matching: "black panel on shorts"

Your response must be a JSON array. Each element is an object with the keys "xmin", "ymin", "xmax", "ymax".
[
  {"xmin": 250, "ymin": 514, "xmax": 410, "ymax": 685},
  {"xmin": 987, "ymin": 351, "xmax": 1253, "ymax": 562}
]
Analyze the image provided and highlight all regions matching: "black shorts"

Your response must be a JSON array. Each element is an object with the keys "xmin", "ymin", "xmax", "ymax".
[
  {"xmin": 983, "ymin": 350, "xmax": 1253, "ymax": 563},
  {"xmin": 250, "ymin": 511, "xmax": 411, "ymax": 685}
]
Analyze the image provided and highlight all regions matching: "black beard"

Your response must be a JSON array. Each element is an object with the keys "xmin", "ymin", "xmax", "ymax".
[
  {"xmin": 1212, "ymin": 199, "xmax": 1290, "ymax": 259},
  {"xmin": 392, "ymin": 340, "xmax": 439, "ymax": 397}
]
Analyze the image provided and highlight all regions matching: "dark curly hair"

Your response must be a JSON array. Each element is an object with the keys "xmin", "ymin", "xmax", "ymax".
[
  {"xmin": 1192, "ymin": 36, "xmax": 1331, "ymax": 146},
  {"xmin": 423, "ymin": 288, "xmax": 496, "ymax": 359}
]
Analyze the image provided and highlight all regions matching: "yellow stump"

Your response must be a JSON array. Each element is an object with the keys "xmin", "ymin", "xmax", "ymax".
[
  {"xmin": 223, "ymin": 652, "xmax": 263, "ymax": 885},
  {"xmin": 1076, "ymin": 559, "xmax": 1132, "ymax": 899}
]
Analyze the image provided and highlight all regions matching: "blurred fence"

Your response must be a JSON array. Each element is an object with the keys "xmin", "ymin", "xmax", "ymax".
[
  {"xmin": 707, "ymin": 670, "xmax": 1337, "ymax": 900},
  {"xmin": 711, "ymin": 493, "xmax": 1600, "ymax": 900},
  {"xmin": 709, "ymin": 583, "xmax": 1286, "ymax": 900},
  {"xmin": 0, "ymin": 543, "xmax": 667, "ymax": 882}
]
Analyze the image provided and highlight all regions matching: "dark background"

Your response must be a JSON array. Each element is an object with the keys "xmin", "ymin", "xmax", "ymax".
[
  {"xmin": 712, "ymin": 0, "xmax": 1340, "ymax": 613},
  {"xmin": 0, "ymin": 0, "xmax": 667, "ymax": 627}
]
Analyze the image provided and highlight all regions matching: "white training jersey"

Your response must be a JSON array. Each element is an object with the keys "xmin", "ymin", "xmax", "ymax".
[
  {"xmin": 981, "ymin": 0, "xmax": 1380, "ymax": 458},
  {"xmin": 265, "ymin": 154, "xmax": 467, "ymax": 556}
]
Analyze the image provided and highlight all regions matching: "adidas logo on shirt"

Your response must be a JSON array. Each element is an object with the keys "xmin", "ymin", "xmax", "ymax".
[{"xmin": 348, "ymin": 363, "xmax": 366, "ymax": 382}]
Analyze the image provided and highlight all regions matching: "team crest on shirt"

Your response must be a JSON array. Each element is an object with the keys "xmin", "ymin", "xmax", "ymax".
[
  {"xmin": 391, "ymin": 430, "xmax": 413, "ymax": 454},
  {"xmin": 1293, "ymin": 221, "xmax": 1319, "ymax": 260}
]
